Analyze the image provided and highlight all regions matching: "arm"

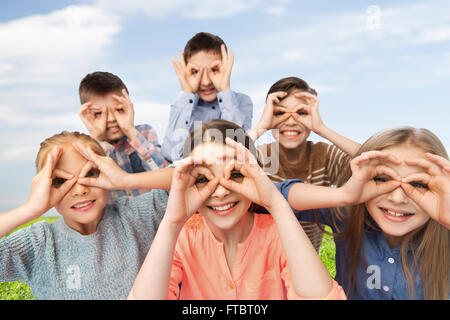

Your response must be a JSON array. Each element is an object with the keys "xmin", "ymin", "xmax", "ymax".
[
  {"xmin": 72, "ymin": 142, "xmax": 174, "ymax": 190},
  {"xmin": 128, "ymin": 157, "xmax": 219, "ymax": 299}
]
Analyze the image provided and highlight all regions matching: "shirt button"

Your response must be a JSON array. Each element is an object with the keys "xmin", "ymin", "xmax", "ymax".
[
  {"xmin": 185, "ymin": 121, "xmax": 188, "ymax": 125},
  {"xmin": 228, "ymin": 281, "xmax": 234, "ymax": 290},
  {"xmin": 126, "ymin": 191, "xmax": 132, "ymax": 196},
  {"xmin": 189, "ymin": 99, "xmax": 193, "ymax": 103},
  {"xmin": 212, "ymin": 106, "xmax": 216, "ymax": 109},
  {"xmin": 219, "ymin": 98, "xmax": 223, "ymax": 103},
  {"xmin": 388, "ymin": 257, "xmax": 395, "ymax": 264},
  {"xmin": 383, "ymin": 285, "xmax": 390, "ymax": 292}
]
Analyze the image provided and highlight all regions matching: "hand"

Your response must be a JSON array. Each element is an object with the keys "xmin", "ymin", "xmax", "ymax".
[
  {"xmin": 401, "ymin": 153, "xmax": 450, "ymax": 229},
  {"xmin": 341, "ymin": 151, "xmax": 402, "ymax": 205},
  {"xmin": 206, "ymin": 44, "xmax": 234, "ymax": 92},
  {"xmin": 25, "ymin": 146, "xmax": 76, "ymax": 217},
  {"xmin": 172, "ymin": 51, "xmax": 203, "ymax": 93},
  {"xmin": 79, "ymin": 102, "xmax": 107, "ymax": 141},
  {"xmin": 166, "ymin": 157, "xmax": 219, "ymax": 226},
  {"xmin": 72, "ymin": 141, "xmax": 130, "ymax": 190},
  {"xmin": 291, "ymin": 91, "xmax": 324, "ymax": 134},
  {"xmin": 111, "ymin": 89, "xmax": 136, "ymax": 137},
  {"xmin": 218, "ymin": 137, "xmax": 281, "ymax": 211}
]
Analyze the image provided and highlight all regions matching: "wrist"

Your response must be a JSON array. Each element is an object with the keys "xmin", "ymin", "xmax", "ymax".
[
  {"xmin": 21, "ymin": 202, "xmax": 44, "ymax": 221},
  {"xmin": 123, "ymin": 126, "xmax": 138, "ymax": 140}
]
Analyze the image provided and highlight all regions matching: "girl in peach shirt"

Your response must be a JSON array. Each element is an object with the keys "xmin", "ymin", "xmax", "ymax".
[{"xmin": 128, "ymin": 120, "xmax": 346, "ymax": 300}]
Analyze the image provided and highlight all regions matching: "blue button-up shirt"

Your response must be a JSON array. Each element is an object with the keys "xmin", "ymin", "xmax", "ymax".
[
  {"xmin": 162, "ymin": 89, "xmax": 253, "ymax": 162},
  {"xmin": 276, "ymin": 179, "xmax": 430, "ymax": 300}
]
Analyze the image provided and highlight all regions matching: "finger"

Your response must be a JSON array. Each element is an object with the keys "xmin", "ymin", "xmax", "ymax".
[
  {"xmin": 121, "ymin": 88, "xmax": 130, "ymax": 99},
  {"xmin": 376, "ymin": 180, "xmax": 402, "ymax": 195},
  {"xmin": 294, "ymin": 91, "xmax": 317, "ymax": 101},
  {"xmin": 425, "ymin": 153, "xmax": 450, "ymax": 168},
  {"xmin": 401, "ymin": 172, "xmax": 431, "ymax": 185},
  {"xmin": 198, "ymin": 177, "xmax": 220, "ymax": 200},
  {"xmin": 218, "ymin": 177, "xmax": 242, "ymax": 194},
  {"xmin": 78, "ymin": 161, "xmax": 96, "ymax": 178},
  {"xmin": 76, "ymin": 177, "xmax": 101, "ymax": 188},
  {"xmin": 405, "ymin": 158, "xmax": 441, "ymax": 175},
  {"xmin": 190, "ymin": 166, "xmax": 215, "ymax": 181},
  {"xmin": 53, "ymin": 169, "xmax": 74, "ymax": 180},
  {"xmin": 51, "ymin": 177, "xmax": 77, "ymax": 204},
  {"xmin": 180, "ymin": 51, "xmax": 187, "ymax": 68},
  {"xmin": 400, "ymin": 182, "xmax": 425, "ymax": 203},
  {"xmin": 223, "ymin": 160, "xmax": 237, "ymax": 180},
  {"xmin": 375, "ymin": 164, "xmax": 402, "ymax": 181},
  {"xmin": 72, "ymin": 142, "xmax": 100, "ymax": 164}
]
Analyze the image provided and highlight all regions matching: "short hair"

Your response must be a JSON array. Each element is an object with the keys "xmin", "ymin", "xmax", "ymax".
[
  {"xmin": 79, "ymin": 71, "xmax": 129, "ymax": 104},
  {"xmin": 266, "ymin": 76, "xmax": 317, "ymax": 100},
  {"xmin": 183, "ymin": 32, "xmax": 227, "ymax": 63},
  {"xmin": 35, "ymin": 131, "xmax": 105, "ymax": 172}
]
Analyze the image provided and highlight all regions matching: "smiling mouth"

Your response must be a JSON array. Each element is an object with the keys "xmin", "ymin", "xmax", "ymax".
[
  {"xmin": 280, "ymin": 130, "xmax": 301, "ymax": 139},
  {"xmin": 380, "ymin": 207, "xmax": 414, "ymax": 217},
  {"xmin": 207, "ymin": 201, "xmax": 239, "ymax": 215},
  {"xmin": 71, "ymin": 200, "xmax": 96, "ymax": 211}
]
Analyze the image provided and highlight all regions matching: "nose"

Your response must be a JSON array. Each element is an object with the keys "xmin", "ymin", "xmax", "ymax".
[
  {"xmin": 201, "ymin": 68, "xmax": 212, "ymax": 86},
  {"xmin": 71, "ymin": 181, "xmax": 90, "ymax": 197},
  {"xmin": 106, "ymin": 106, "xmax": 116, "ymax": 123},
  {"xmin": 285, "ymin": 113, "xmax": 297, "ymax": 124},
  {"xmin": 211, "ymin": 183, "xmax": 231, "ymax": 199},
  {"xmin": 386, "ymin": 186, "xmax": 409, "ymax": 204}
]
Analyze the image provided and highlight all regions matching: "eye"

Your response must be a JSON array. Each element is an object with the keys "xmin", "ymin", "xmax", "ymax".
[
  {"xmin": 211, "ymin": 67, "xmax": 219, "ymax": 73},
  {"xmin": 195, "ymin": 175, "xmax": 209, "ymax": 185},
  {"xmin": 116, "ymin": 108, "xmax": 124, "ymax": 113},
  {"xmin": 373, "ymin": 175, "xmax": 391, "ymax": 183},
  {"xmin": 191, "ymin": 69, "xmax": 199, "ymax": 75},
  {"xmin": 273, "ymin": 111, "xmax": 285, "ymax": 116},
  {"xmin": 94, "ymin": 112, "xmax": 102, "ymax": 118},
  {"xmin": 52, "ymin": 177, "xmax": 67, "ymax": 188},
  {"xmin": 409, "ymin": 181, "xmax": 429, "ymax": 190},
  {"xmin": 230, "ymin": 171, "xmax": 244, "ymax": 180},
  {"xmin": 296, "ymin": 109, "xmax": 308, "ymax": 116},
  {"xmin": 85, "ymin": 168, "xmax": 100, "ymax": 178}
]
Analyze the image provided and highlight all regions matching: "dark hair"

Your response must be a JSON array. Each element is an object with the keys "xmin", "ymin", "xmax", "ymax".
[
  {"xmin": 183, "ymin": 32, "xmax": 227, "ymax": 63},
  {"xmin": 79, "ymin": 71, "xmax": 129, "ymax": 104},
  {"xmin": 266, "ymin": 76, "xmax": 317, "ymax": 100}
]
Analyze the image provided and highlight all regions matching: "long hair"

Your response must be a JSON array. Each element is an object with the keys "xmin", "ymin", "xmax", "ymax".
[{"xmin": 333, "ymin": 126, "xmax": 449, "ymax": 299}]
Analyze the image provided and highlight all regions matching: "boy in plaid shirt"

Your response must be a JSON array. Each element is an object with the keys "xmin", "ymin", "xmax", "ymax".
[{"xmin": 78, "ymin": 71, "xmax": 168, "ymax": 202}]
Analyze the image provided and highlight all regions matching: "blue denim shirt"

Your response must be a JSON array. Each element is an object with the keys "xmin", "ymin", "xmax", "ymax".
[
  {"xmin": 276, "ymin": 179, "xmax": 429, "ymax": 300},
  {"xmin": 162, "ymin": 90, "xmax": 253, "ymax": 162}
]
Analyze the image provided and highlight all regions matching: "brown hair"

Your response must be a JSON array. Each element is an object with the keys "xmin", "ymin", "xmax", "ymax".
[
  {"xmin": 183, "ymin": 32, "xmax": 227, "ymax": 64},
  {"xmin": 36, "ymin": 131, "xmax": 105, "ymax": 172},
  {"xmin": 266, "ymin": 76, "xmax": 317, "ymax": 100},
  {"xmin": 333, "ymin": 126, "xmax": 449, "ymax": 300},
  {"xmin": 79, "ymin": 71, "xmax": 129, "ymax": 104}
]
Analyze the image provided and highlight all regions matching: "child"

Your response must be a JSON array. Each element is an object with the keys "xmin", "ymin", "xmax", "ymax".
[
  {"xmin": 78, "ymin": 71, "xmax": 168, "ymax": 202},
  {"xmin": 0, "ymin": 131, "xmax": 173, "ymax": 299},
  {"xmin": 128, "ymin": 120, "xmax": 346, "ymax": 300},
  {"xmin": 276, "ymin": 126, "xmax": 449, "ymax": 299},
  {"xmin": 248, "ymin": 76, "xmax": 361, "ymax": 252},
  {"xmin": 162, "ymin": 32, "xmax": 254, "ymax": 163}
]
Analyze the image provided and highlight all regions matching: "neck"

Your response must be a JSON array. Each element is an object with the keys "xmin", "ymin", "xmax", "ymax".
[
  {"xmin": 64, "ymin": 213, "xmax": 103, "ymax": 236},
  {"xmin": 205, "ymin": 212, "xmax": 254, "ymax": 248},
  {"xmin": 279, "ymin": 142, "xmax": 307, "ymax": 163}
]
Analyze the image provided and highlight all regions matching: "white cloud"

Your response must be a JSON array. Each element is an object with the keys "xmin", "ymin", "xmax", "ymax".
[{"xmin": 0, "ymin": 5, "xmax": 120, "ymax": 84}]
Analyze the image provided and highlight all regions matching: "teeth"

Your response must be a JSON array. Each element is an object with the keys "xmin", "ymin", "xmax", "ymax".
[
  {"xmin": 211, "ymin": 202, "xmax": 236, "ymax": 211},
  {"xmin": 282, "ymin": 131, "xmax": 300, "ymax": 136},
  {"xmin": 73, "ymin": 201, "xmax": 94, "ymax": 209},
  {"xmin": 382, "ymin": 208, "xmax": 411, "ymax": 217}
]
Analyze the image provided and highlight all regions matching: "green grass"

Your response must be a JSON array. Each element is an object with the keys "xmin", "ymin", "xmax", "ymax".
[{"xmin": 0, "ymin": 218, "xmax": 336, "ymax": 300}]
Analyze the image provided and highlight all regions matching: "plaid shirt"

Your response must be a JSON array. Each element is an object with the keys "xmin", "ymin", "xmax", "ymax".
[{"xmin": 100, "ymin": 124, "xmax": 168, "ymax": 203}]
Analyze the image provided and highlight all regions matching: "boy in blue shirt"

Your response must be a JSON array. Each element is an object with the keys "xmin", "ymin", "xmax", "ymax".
[{"xmin": 162, "ymin": 32, "xmax": 253, "ymax": 162}]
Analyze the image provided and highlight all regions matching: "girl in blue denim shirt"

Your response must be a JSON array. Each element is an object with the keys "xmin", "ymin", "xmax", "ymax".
[{"xmin": 276, "ymin": 126, "xmax": 449, "ymax": 299}]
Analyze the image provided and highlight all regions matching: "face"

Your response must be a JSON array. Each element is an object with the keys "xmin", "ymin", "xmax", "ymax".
[
  {"xmin": 88, "ymin": 92, "xmax": 125, "ymax": 142},
  {"xmin": 53, "ymin": 144, "xmax": 108, "ymax": 234},
  {"xmin": 271, "ymin": 90, "xmax": 311, "ymax": 149},
  {"xmin": 191, "ymin": 143, "xmax": 252, "ymax": 232},
  {"xmin": 187, "ymin": 50, "xmax": 221, "ymax": 102},
  {"xmin": 365, "ymin": 144, "xmax": 431, "ymax": 244}
]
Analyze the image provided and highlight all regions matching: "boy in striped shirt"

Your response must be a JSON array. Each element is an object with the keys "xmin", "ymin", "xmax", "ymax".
[{"xmin": 249, "ymin": 76, "xmax": 361, "ymax": 251}]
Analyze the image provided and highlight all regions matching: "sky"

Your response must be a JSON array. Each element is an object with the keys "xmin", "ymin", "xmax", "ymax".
[{"xmin": 0, "ymin": 0, "xmax": 449, "ymax": 215}]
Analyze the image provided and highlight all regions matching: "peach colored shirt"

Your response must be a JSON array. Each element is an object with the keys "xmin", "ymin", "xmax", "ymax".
[{"xmin": 167, "ymin": 214, "xmax": 346, "ymax": 300}]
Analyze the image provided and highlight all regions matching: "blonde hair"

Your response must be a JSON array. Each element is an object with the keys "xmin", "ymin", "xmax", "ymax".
[
  {"xmin": 35, "ymin": 131, "xmax": 105, "ymax": 172},
  {"xmin": 333, "ymin": 126, "xmax": 449, "ymax": 300}
]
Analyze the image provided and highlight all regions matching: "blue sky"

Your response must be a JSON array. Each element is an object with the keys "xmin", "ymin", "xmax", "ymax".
[{"xmin": 0, "ymin": 0, "xmax": 449, "ymax": 215}]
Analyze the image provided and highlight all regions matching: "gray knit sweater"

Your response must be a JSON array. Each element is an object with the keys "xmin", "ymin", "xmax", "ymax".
[{"xmin": 0, "ymin": 189, "xmax": 168, "ymax": 300}]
